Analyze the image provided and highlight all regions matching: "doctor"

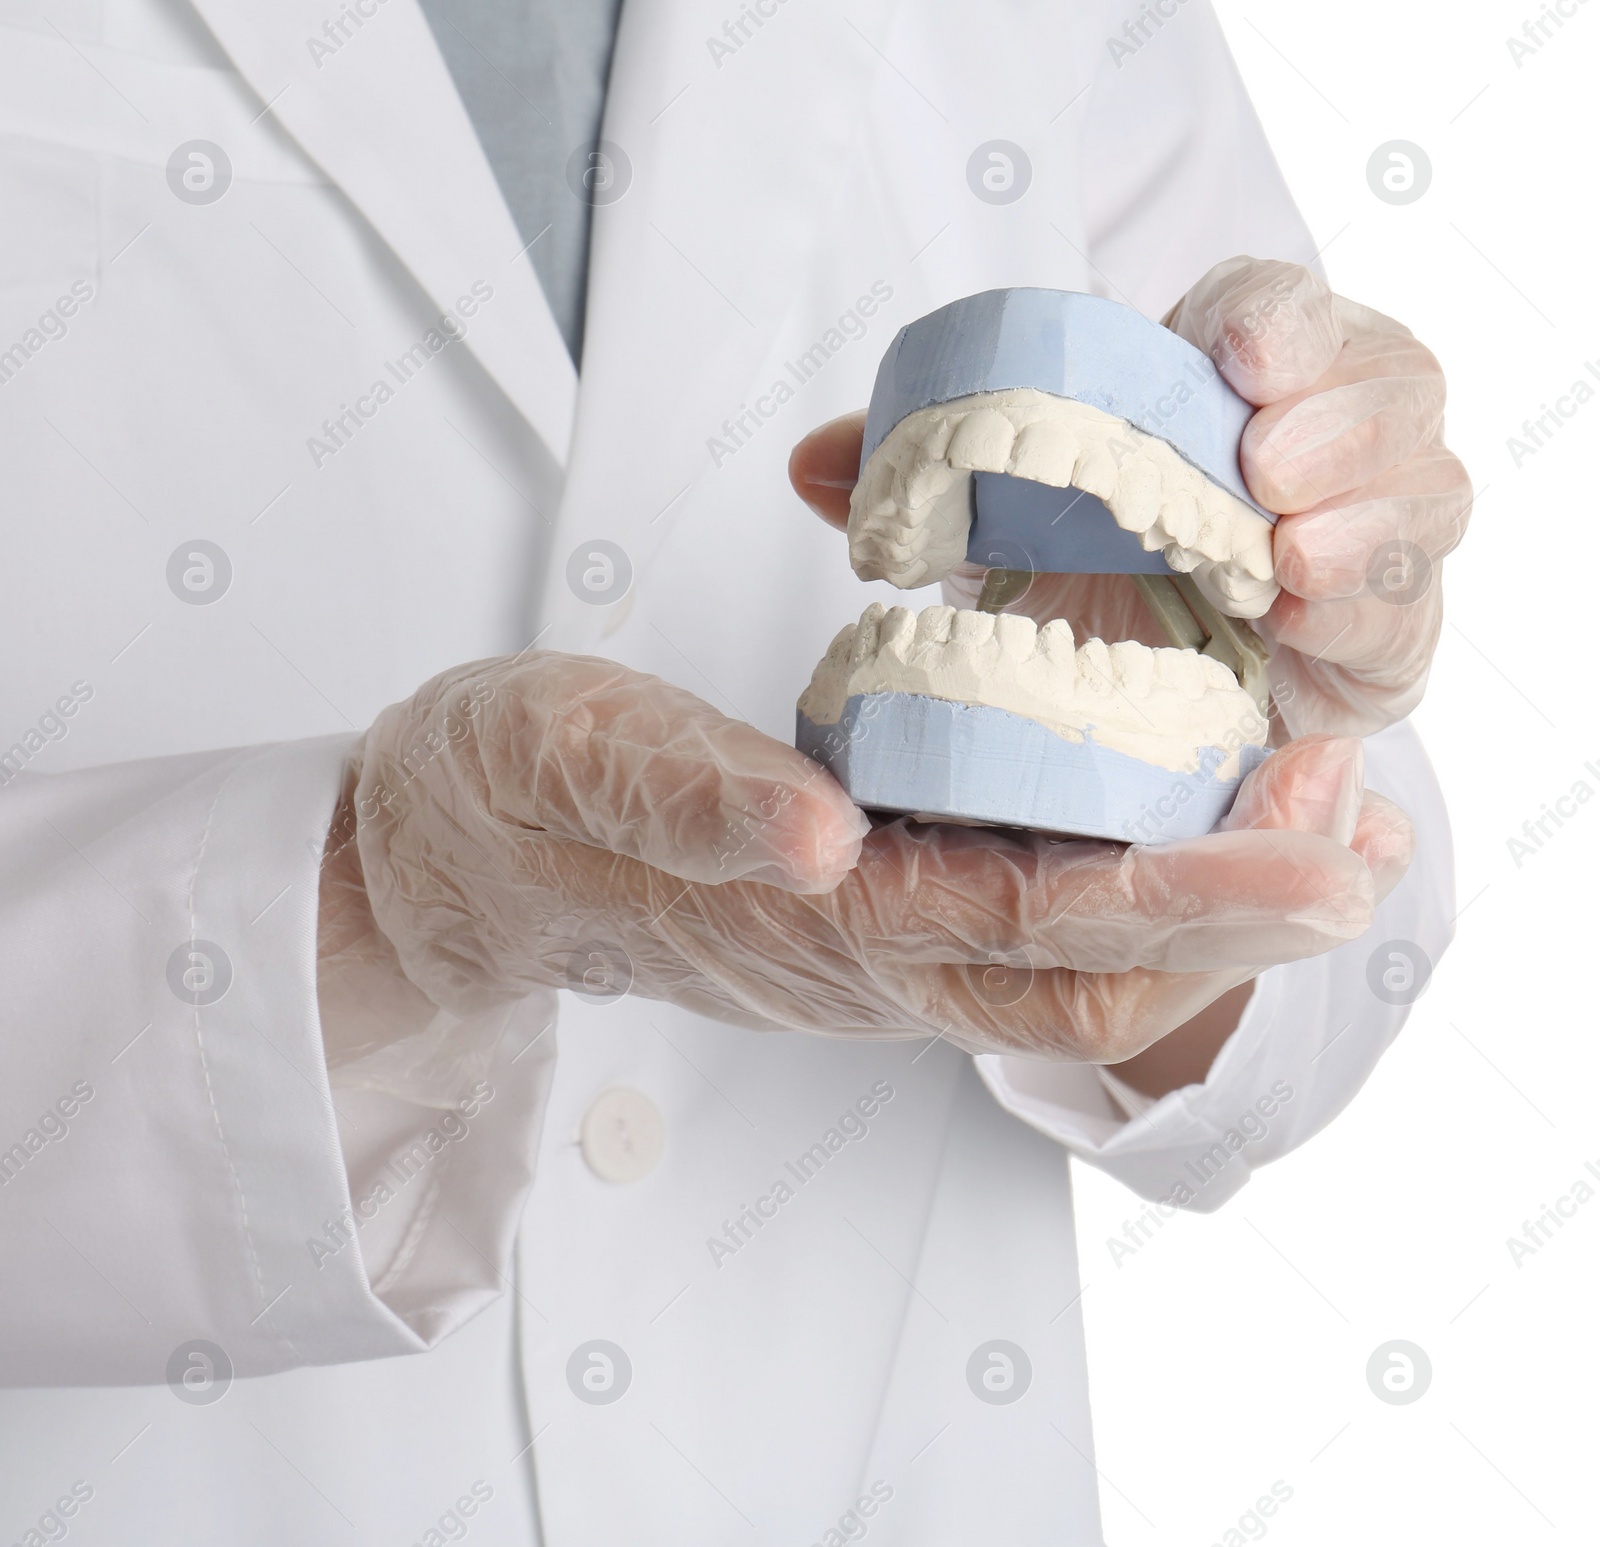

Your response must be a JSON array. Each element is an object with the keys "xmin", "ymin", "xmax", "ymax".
[{"xmin": 0, "ymin": 0, "xmax": 1465, "ymax": 1542}]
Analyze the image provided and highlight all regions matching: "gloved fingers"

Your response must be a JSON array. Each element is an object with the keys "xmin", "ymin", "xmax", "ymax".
[
  {"xmin": 1271, "ymin": 444, "xmax": 1473, "ymax": 601},
  {"xmin": 790, "ymin": 410, "xmax": 868, "ymax": 529},
  {"xmin": 1219, "ymin": 733, "xmax": 1364, "ymax": 845},
  {"xmin": 413, "ymin": 829, "xmax": 898, "ymax": 1031},
  {"xmin": 1216, "ymin": 733, "xmax": 1415, "ymax": 899},
  {"xmin": 1351, "ymin": 790, "xmax": 1415, "ymax": 902},
  {"xmin": 1242, "ymin": 333, "xmax": 1448, "ymax": 513},
  {"xmin": 1262, "ymin": 640, "xmax": 1430, "ymax": 739},
  {"xmin": 1164, "ymin": 257, "xmax": 1344, "ymax": 405},
  {"xmin": 396, "ymin": 654, "xmax": 870, "ymax": 895},
  {"xmin": 875, "ymin": 957, "xmax": 1259, "ymax": 1062},
  {"xmin": 823, "ymin": 817, "xmax": 1375, "ymax": 975},
  {"xmin": 1262, "ymin": 578, "xmax": 1442, "ymax": 687},
  {"xmin": 485, "ymin": 809, "xmax": 1399, "ymax": 1062}
]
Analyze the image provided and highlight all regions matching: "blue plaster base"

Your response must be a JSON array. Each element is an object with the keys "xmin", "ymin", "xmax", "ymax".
[
  {"xmin": 797, "ymin": 693, "xmax": 1265, "ymax": 843},
  {"xmin": 860, "ymin": 288, "xmax": 1274, "ymax": 578},
  {"xmin": 967, "ymin": 471, "xmax": 1174, "ymax": 575}
]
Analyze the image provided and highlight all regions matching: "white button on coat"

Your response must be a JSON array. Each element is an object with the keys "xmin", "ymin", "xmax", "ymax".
[{"xmin": 580, "ymin": 1088, "xmax": 665, "ymax": 1183}]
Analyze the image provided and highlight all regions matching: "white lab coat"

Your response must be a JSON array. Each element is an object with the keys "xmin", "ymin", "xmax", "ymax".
[{"xmin": 0, "ymin": 0, "xmax": 1453, "ymax": 1542}]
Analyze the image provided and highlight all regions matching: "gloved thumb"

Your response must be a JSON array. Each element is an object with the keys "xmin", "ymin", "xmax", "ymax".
[
  {"xmin": 1219, "ymin": 733, "xmax": 1416, "ymax": 900},
  {"xmin": 1219, "ymin": 733, "xmax": 1364, "ymax": 844}
]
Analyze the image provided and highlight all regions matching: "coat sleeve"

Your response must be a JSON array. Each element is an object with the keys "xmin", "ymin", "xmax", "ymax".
[
  {"xmin": 977, "ymin": 721, "xmax": 1454, "ymax": 1209},
  {"xmin": 1073, "ymin": 0, "xmax": 1322, "ymax": 315},
  {"xmin": 0, "ymin": 737, "xmax": 556, "ymax": 1386}
]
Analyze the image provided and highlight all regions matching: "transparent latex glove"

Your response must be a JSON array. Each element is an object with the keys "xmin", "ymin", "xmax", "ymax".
[
  {"xmin": 1163, "ymin": 256, "xmax": 1472, "ymax": 735},
  {"xmin": 317, "ymin": 654, "xmax": 1410, "ymax": 1066}
]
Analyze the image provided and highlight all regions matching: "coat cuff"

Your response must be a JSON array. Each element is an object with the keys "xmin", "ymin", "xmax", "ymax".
[
  {"xmin": 976, "ymin": 964, "xmax": 1306, "ymax": 1212},
  {"xmin": 0, "ymin": 735, "xmax": 555, "ymax": 1385},
  {"xmin": 977, "ymin": 720, "xmax": 1455, "ymax": 1213},
  {"xmin": 186, "ymin": 736, "xmax": 559, "ymax": 1367}
]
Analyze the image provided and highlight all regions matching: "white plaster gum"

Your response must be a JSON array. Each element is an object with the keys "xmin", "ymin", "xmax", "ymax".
[
  {"xmin": 799, "ymin": 602, "xmax": 1268, "ymax": 779},
  {"xmin": 848, "ymin": 388, "xmax": 1280, "ymax": 619}
]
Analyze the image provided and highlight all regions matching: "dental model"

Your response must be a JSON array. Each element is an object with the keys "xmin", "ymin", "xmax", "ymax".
[
  {"xmin": 798, "ymin": 603, "xmax": 1266, "ymax": 843},
  {"xmin": 798, "ymin": 288, "xmax": 1279, "ymax": 843}
]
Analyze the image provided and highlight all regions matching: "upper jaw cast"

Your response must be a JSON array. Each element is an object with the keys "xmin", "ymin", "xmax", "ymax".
[{"xmin": 846, "ymin": 388, "xmax": 1280, "ymax": 620}]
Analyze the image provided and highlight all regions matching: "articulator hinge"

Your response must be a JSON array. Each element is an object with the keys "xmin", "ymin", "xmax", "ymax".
[{"xmin": 1131, "ymin": 573, "xmax": 1270, "ymax": 719}]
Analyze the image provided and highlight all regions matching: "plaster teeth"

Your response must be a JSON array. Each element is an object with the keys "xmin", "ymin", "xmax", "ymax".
[
  {"xmin": 1009, "ymin": 421, "xmax": 1078, "ymax": 485},
  {"xmin": 1153, "ymin": 647, "xmax": 1206, "ymax": 700},
  {"xmin": 884, "ymin": 437, "xmax": 921, "ymax": 476},
  {"xmin": 852, "ymin": 603, "xmax": 884, "ymax": 663},
  {"xmin": 1161, "ymin": 492, "xmax": 1200, "ymax": 550},
  {"xmin": 921, "ymin": 416, "xmax": 958, "ymax": 463},
  {"xmin": 1038, "ymin": 617, "xmax": 1075, "ymax": 663},
  {"xmin": 880, "ymin": 604, "xmax": 916, "ymax": 658},
  {"xmin": 1242, "ymin": 534, "xmax": 1275, "ymax": 581},
  {"xmin": 1073, "ymin": 443, "xmax": 1117, "ymax": 501},
  {"xmin": 904, "ymin": 464, "xmax": 958, "ymax": 507},
  {"xmin": 951, "ymin": 608, "xmax": 992, "ymax": 645},
  {"xmin": 915, "ymin": 605, "xmax": 955, "ymax": 645},
  {"xmin": 1078, "ymin": 637, "xmax": 1114, "ymax": 694},
  {"xmin": 1194, "ymin": 493, "xmax": 1236, "ymax": 561},
  {"xmin": 847, "ymin": 387, "xmax": 1281, "ymax": 621},
  {"xmin": 946, "ymin": 409, "xmax": 1016, "ymax": 471},
  {"xmin": 799, "ymin": 604, "xmax": 1267, "ymax": 779},
  {"xmin": 1115, "ymin": 461, "xmax": 1162, "ymax": 533},
  {"xmin": 994, "ymin": 611, "xmax": 1033, "ymax": 660},
  {"xmin": 1195, "ymin": 561, "xmax": 1276, "ymax": 620},
  {"xmin": 1109, "ymin": 639, "xmax": 1153, "ymax": 696}
]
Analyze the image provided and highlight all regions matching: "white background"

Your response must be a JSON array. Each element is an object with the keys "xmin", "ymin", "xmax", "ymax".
[{"xmin": 1074, "ymin": 3, "xmax": 1600, "ymax": 1543}]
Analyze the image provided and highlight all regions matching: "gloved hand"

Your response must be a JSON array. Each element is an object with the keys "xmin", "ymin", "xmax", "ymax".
[
  {"xmin": 794, "ymin": 260, "xmax": 1470, "ymax": 738},
  {"xmin": 317, "ymin": 653, "xmax": 1411, "ymax": 1076},
  {"xmin": 1164, "ymin": 256, "xmax": 1471, "ymax": 735}
]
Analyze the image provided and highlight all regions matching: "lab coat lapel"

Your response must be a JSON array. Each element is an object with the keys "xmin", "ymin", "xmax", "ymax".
[
  {"xmin": 536, "ymin": 0, "xmax": 901, "ymax": 652},
  {"xmin": 186, "ymin": 0, "xmax": 577, "ymax": 467}
]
